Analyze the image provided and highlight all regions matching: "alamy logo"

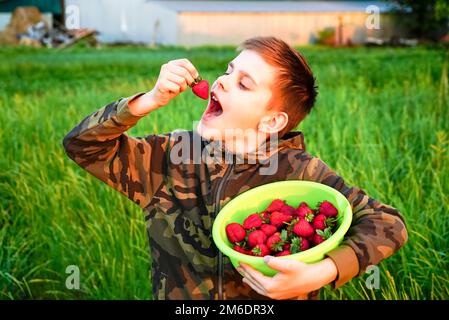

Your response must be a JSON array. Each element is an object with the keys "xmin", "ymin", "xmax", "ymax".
[{"xmin": 65, "ymin": 265, "xmax": 80, "ymax": 290}]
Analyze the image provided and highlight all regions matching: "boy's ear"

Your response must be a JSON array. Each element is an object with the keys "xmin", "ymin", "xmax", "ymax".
[{"xmin": 258, "ymin": 112, "xmax": 288, "ymax": 134}]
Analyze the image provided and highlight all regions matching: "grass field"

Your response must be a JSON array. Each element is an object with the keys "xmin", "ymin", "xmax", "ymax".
[{"xmin": 0, "ymin": 44, "xmax": 448, "ymax": 300}]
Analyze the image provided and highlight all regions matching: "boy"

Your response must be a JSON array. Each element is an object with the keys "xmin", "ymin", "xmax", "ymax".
[{"xmin": 63, "ymin": 36, "xmax": 408, "ymax": 300}]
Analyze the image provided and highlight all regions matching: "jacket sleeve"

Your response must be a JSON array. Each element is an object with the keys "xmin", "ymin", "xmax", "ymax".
[
  {"xmin": 302, "ymin": 157, "xmax": 408, "ymax": 289},
  {"xmin": 63, "ymin": 93, "xmax": 171, "ymax": 209}
]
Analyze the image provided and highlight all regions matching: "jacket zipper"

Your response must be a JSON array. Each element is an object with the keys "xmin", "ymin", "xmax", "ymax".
[{"xmin": 214, "ymin": 162, "xmax": 234, "ymax": 300}]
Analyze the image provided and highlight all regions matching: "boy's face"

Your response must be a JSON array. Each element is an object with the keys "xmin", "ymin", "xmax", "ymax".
[{"xmin": 196, "ymin": 49, "xmax": 281, "ymax": 143}]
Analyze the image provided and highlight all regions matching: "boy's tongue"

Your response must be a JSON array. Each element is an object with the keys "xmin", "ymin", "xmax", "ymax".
[{"xmin": 203, "ymin": 96, "xmax": 223, "ymax": 120}]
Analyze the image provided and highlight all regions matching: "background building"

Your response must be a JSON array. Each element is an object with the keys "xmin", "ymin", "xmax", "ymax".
[{"xmin": 0, "ymin": 0, "xmax": 406, "ymax": 46}]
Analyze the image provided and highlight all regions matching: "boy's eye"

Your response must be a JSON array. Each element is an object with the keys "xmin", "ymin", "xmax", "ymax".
[{"xmin": 239, "ymin": 82, "xmax": 248, "ymax": 90}]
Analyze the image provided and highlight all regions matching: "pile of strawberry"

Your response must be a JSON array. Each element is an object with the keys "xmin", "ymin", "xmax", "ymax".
[{"xmin": 225, "ymin": 199, "xmax": 339, "ymax": 257}]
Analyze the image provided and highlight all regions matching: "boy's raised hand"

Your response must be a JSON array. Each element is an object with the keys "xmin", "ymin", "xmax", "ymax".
[{"xmin": 128, "ymin": 58, "xmax": 200, "ymax": 116}]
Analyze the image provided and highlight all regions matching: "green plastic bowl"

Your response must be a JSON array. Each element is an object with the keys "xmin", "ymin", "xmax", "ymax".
[{"xmin": 212, "ymin": 180, "xmax": 352, "ymax": 277}]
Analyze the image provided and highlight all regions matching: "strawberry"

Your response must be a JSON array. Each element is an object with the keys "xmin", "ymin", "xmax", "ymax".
[
  {"xmin": 233, "ymin": 245, "xmax": 251, "ymax": 255},
  {"xmin": 293, "ymin": 219, "xmax": 314, "ymax": 238},
  {"xmin": 312, "ymin": 214, "xmax": 337, "ymax": 231},
  {"xmin": 312, "ymin": 228, "xmax": 333, "ymax": 246},
  {"xmin": 247, "ymin": 230, "xmax": 267, "ymax": 248},
  {"xmin": 275, "ymin": 250, "xmax": 291, "ymax": 257},
  {"xmin": 318, "ymin": 201, "xmax": 338, "ymax": 217},
  {"xmin": 266, "ymin": 199, "xmax": 285, "ymax": 212},
  {"xmin": 294, "ymin": 202, "xmax": 315, "ymax": 218},
  {"xmin": 260, "ymin": 224, "xmax": 277, "ymax": 237},
  {"xmin": 251, "ymin": 244, "xmax": 271, "ymax": 257},
  {"xmin": 191, "ymin": 76, "xmax": 209, "ymax": 100},
  {"xmin": 225, "ymin": 223, "xmax": 246, "ymax": 244},
  {"xmin": 280, "ymin": 204, "xmax": 295, "ymax": 216},
  {"xmin": 290, "ymin": 236, "xmax": 310, "ymax": 253},
  {"xmin": 266, "ymin": 232, "xmax": 285, "ymax": 252},
  {"xmin": 269, "ymin": 211, "xmax": 292, "ymax": 229},
  {"xmin": 243, "ymin": 213, "xmax": 263, "ymax": 230},
  {"xmin": 259, "ymin": 211, "xmax": 270, "ymax": 223},
  {"xmin": 283, "ymin": 243, "xmax": 291, "ymax": 251}
]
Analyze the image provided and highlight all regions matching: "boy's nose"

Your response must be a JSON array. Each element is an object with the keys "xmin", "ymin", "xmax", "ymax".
[{"xmin": 215, "ymin": 76, "xmax": 228, "ymax": 92}]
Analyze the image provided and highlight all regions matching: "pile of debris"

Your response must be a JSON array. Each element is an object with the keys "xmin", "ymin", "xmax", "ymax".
[{"xmin": 0, "ymin": 6, "xmax": 97, "ymax": 48}]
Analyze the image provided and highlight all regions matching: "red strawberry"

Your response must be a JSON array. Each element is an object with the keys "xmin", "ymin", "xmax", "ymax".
[
  {"xmin": 243, "ymin": 213, "xmax": 263, "ymax": 230},
  {"xmin": 259, "ymin": 211, "xmax": 270, "ymax": 223},
  {"xmin": 260, "ymin": 224, "xmax": 277, "ymax": 237},
  {"xmin": 266, "ymin": 199, "xmax": 285, "ymax": 212},
  {"xmin": 269, "ymin": 211, "xmax": 292, "ymax": 229},
  {"xmin": 225, "ymin": 223, "xmax": 246, "ymax": 243},
  {"xmin": 247, "ymin": 230, "xmax": 267, "ymax": 248},
  {"xmin": 233, "ymin": 245, "xmax": 251, "ymax": 255},
  {"xmin": 266, "ymin": 232, "xmax": 284, "ymax": 252},
  {"xmin": 279, "ymin": 204, "xmax": 295, "ymax": 215},
  {"xmin": 312, "ymin": 228, "xmax": 333, "ymax": 246},
  {"xmin": 312, "ymin": 214, "xmax": 327, "ymax": 231},
  {"xmin": 312, "ymin": 214, "xmax": 337, "ymax": 231},
  {"xmin": 191, "ymin": 78, "xmax": 209, "ymax": 100},
  {"xmin": 294, "ymin": 202, "xmax": 315, "ymax": 218},
  {"xmin": 275, "ymin": 250, "xmax": 291, "ymax": 257},
  {"xmin": 251, "ymin": 244, "xmax": 270, "ymax": 257},
  {"xmin": 318, "ymin": 201, "xmax": 338, "ymax": 217},
  {"xmin": 293, "ymin": 219, "xmax": 314, "ymax": 238},
  {"xmin": 290, "ymin": 236, "xmax": 310, "ymax": 253},
  {"xmin": 283, "ymin": 243, "xmax": 291, "ymax": 251}
]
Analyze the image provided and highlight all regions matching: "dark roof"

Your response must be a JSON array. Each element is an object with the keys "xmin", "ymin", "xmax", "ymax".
[{"xmin": 0, "ymin": 0, "xmax": 61, "ymax": 13}]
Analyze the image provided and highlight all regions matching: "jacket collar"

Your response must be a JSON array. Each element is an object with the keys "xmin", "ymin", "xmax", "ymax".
[{"xmin": 198, "ymin": 131, "xmax": 306, "ymax": 173}]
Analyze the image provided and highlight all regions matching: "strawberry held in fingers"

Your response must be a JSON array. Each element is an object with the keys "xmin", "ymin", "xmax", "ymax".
[{"xmin": 190, "ymin": 76, "xmax": 209, "ymax": 100}]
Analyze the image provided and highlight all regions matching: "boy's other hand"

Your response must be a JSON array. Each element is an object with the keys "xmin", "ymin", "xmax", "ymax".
[{"xmin": 128, "ymin": 59, "xmax": 200, "ymax": 116}]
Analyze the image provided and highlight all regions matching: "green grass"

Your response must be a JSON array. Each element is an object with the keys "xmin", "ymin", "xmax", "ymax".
[{"xmin": 0, "ymin": 45, "xmax": 448, "ymax": 300}]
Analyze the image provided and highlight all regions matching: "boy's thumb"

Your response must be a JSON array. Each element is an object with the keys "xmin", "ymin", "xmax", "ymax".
[{"xmin": 263, "ymin": 255, "xmax": 299, "ymax": 272}]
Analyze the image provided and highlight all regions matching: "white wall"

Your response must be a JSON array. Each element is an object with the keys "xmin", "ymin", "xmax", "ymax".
[
  {"xmin": 177, "ymin": 12, "xmax": 404, "ymax": 46},
  {"xmin": 64, "ymin": 0, "xmax": 177, "ymax": 45}
]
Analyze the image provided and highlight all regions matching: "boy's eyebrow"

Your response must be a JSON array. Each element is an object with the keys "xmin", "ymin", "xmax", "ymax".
[{"xmin": 228, "ymin": 62, "xmax": 258, "ymax": 86}]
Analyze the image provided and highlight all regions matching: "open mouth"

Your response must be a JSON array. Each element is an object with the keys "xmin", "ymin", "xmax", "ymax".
[{"xmin": 203, "ymin": 91, "xmax": 223, "ymax": 120}]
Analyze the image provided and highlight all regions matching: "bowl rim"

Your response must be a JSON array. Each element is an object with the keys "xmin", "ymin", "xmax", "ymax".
[{"xmin": 212, "ymin": 180, "xmax": 353, "ymax": 264}]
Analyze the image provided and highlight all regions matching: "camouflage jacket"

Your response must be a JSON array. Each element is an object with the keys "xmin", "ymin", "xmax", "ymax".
[{"xmin": 63, "ymin": 94, "xmax": 408, "ymax": 300}]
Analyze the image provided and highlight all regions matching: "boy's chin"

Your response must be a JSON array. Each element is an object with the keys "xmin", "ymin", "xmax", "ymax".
[{"xmin": 196, "ymin": 120, "xmax": 221, "ymax": 141}]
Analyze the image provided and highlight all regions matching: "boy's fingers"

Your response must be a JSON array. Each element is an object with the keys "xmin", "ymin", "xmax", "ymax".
[
  {"xmin": 161, "ymin": 79, "xmax": 181, "ymax": 94},
  {"xmin": 166, "ymin": 73, "xmax": 188, "ymax": 92},
  {"xmin": 242, "ymin": 277, "xmax": 267, "ymax": 297},
  {"xmin": 171, "ymin": 59, "xmax": 200, "ymax": 81},
  {"xmin": 167, "ymin": 63, "xmax": 195, "ymax": 86},
  {"xmin": 264, "ymin": 256, "xmax": 304, "ymax": 273}
]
